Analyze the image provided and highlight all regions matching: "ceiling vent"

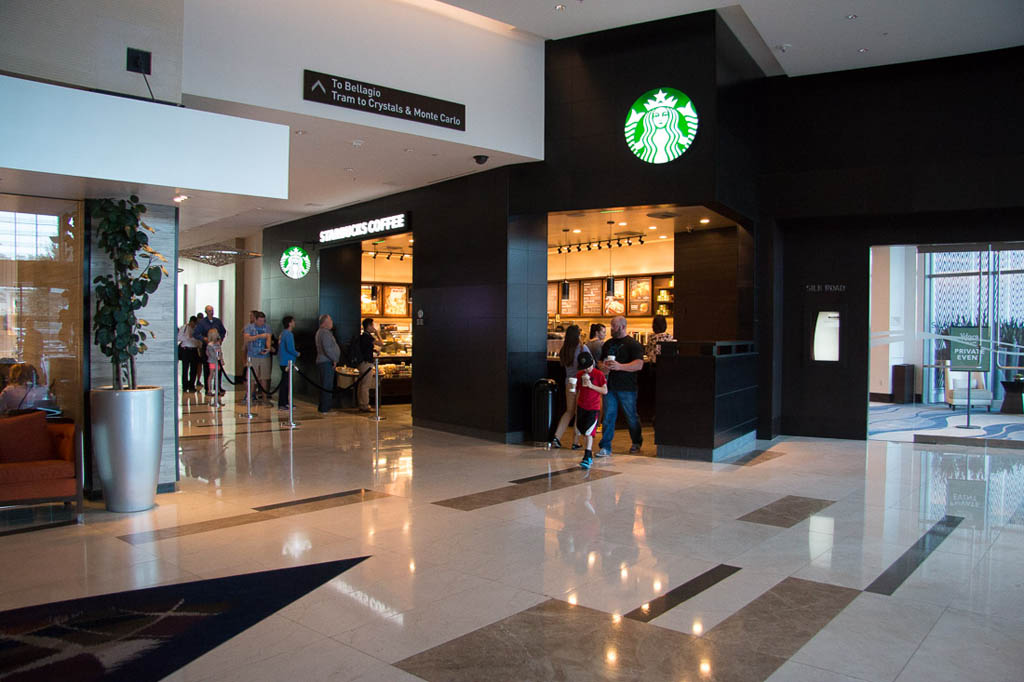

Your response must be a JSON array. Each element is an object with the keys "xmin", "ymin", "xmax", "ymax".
[{"xmin": 646, "ymin": 211, "xmax": 678, "ymax": 220}]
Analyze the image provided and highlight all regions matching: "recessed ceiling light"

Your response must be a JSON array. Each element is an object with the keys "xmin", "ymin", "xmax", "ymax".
[
  {"xmin": 408, "ymin": 238, "xmax": 414, "ymax": 243},
  {"xmin": 294, "ymin": 129, "xmax": 307, "ymax": 135},
  {"xmin": 858, "ymin": 48, "xmax": 869, "ymax": 53},
  {"xmin": 659, "ymin": 235, "xmax": 668, "ymax": 239},
  {"xmin": 173, "ymin": 194, "xmax": 188, "ymax": 203},
  {"xmin": 352, "ymin": 139, "xmax": 364, "ymax": 147},
  {"xmin": 572, "ymin": 228, "xmax": 582, "ymax": 233},
  {"xmin": 555, "ymin": 3, "xmax": 565, "ymax": 10},
  {"xmin": 699, "ymin": 218, "xmax": 710, "ymax": 224},
  {"xmin": 648, "ymin": 225, "xmax": 657, "ymax": 230},
  {"xmin": 846, "ymin": 14, "xmax": 858, "ymax": 20}
]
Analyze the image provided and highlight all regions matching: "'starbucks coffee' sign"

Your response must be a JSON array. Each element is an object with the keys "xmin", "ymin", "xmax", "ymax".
[
  {"xmin": 624, "ymin": 88, "xmax": 698, "ymax": 164},
  {"xmin": 949, "ymin": 326, "xmax": 990, "ymax": 370},
  {"xmin": 280, "ymin": 246, "xmax": 311, "ymax": 280}
]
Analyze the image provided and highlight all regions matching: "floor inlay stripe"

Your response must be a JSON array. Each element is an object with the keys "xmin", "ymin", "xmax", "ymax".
[
  {"xmin": 509, "ymin": 466, "xmax": 589, "ymax": 484},
  {"xmin": 396, "ymin": 598, "xmax": 786, "ymax": 682},
  {"xmin": 864, "ymin": 514, "xmax": 964, "ymax": 595},
  {"xmin": 433, "ymin": 469, "xmax": 619, "ymax": 511},
  {"xmin": 118, "ymin": 489, "xmax": 389, "ymax": 545},
  {"xmin": 705, "ymin": 577, "xmax": 860, "ymax": 660},
  {"xmin": 625, "ymin": 564, "xmax": 741, "ymax": 622},
  {"xmin": 737, "ymin": 495, "xmax": 835, "ymax": 528}
]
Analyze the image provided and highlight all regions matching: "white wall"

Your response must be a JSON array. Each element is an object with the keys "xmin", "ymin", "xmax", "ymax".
[
  {"xmin": 870, "ymin": 247, "xmax": 891, "ymax": 394},
  {"xmin": 0, "ymin": 0, "xmax": 184, "ymax": 102},
  {"xmin": 182, "ymin": 0, "xmax": 544, "ymax": 159},
  {"xmin": 870, "ymin": 245, "xmax": 924, "ymax": 397},
  {"xmin": 0, "ymin": 75, "xmax": 289, "ymax": 199}
]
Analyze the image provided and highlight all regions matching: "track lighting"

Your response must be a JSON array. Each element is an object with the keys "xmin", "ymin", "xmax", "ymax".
[
  {"xmin": 596, "ymin": 242, "xmax": 602, "ymax": 250},
  {"xmin": 586, "ymin": 243, "xmax": 592, "ymax": 251},
  {"xmin": 557, "ymin": 246, "xmax": 562, "ymax": 254},
  {"xmin": 386, "ymin": 252, "xmax": 392, "ymax": 260},
  {"xmin": 371, "ymin": 251, "xmax": 377, "ymax": 259},
  {"xmin": 638, "ymin": 236, "xmax": 644, "ymax": 245},
  {"xmin": 627, "ymin": 239, "xmax": 633, "ymax": 246},
  {"xmin": 399, "ymin": 254, "xmax": 405, "ymax": 261},
  {"xmin": 617, "ymin": 239, "xmax": 623, "ymax": 247}
]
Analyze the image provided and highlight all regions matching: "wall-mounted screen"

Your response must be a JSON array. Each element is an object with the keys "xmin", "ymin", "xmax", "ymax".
[{"xmin": 812, "ymin": 311, "xmax": 840, "ymax": 362}]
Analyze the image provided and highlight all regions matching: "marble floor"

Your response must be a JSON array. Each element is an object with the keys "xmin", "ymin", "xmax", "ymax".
[{"xmin": 3, "ymin": 395, "xmax": 1024, "ymax": 681}]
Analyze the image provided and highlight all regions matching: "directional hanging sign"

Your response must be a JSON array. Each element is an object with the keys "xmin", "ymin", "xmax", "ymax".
[{"xmin": 303, "ymin": 69, "xmax": 465, "ymax": 131}]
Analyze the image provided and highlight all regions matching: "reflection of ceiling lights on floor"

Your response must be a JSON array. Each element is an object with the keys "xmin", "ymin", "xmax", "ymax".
[{"xmin": 179, "ymin": 243, "xmax": 262, "ymax": 267}]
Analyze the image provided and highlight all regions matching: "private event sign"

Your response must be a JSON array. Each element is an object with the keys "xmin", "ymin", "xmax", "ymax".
[
  {"xmin": 949, "ymin": 326, "xmax": 990, "ymax": 370},
  {"xmin": 319, "ymin": 213, "xmax": 408, "ymax": 244},
  {"xmin": 624, "ymin": 88, "xmax": 698, "ymax": 164},
  {"xmin": 280, "ymin": 246, "xmax": 311, "ymax": 279},
  {"xmin": 304, "ymin": 69, "xmax": 465, "ymax": 131}
]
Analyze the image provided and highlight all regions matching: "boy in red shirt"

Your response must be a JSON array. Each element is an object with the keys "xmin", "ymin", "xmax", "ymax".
[{"xmin": 575, "ymin": 353, "xmax": 607, "ymax": 470}]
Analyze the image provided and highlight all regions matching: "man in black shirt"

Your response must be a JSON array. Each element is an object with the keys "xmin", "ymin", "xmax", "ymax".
[
  {"xmin": 597, "ymin": 316, "xmax": 645, "ymax": 456},
  {"xmin": 357, "ymin": 318, "xmax": 379, "ymax": 412}
]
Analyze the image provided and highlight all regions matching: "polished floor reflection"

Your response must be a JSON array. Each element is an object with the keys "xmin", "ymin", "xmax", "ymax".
[{"xmin": 2, "ymin": 397, "xmax": 1024, "ymax": 681}]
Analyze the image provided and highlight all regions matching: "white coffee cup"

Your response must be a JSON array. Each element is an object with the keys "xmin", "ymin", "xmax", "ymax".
[
  {"xmin": 606, "ymin": 355, "xmax": 616, "ymax": 363},
  {"xmin": 567, "ymin": 377, "xmax": 577, "ymax": 392}
]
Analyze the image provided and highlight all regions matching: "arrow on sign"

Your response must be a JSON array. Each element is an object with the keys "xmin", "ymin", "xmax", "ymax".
[{"xmin": 311, "ymin": 80, "xmax": 326, "ymax": 94}]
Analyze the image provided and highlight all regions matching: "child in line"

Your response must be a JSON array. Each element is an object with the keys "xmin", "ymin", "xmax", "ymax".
[
  {"xmin": 206, "ymin": 329, "xmax": 222, "ymax": 405},
  {"xmin": 575, "ymin": 353, "xmax": 607, "ymax": 470}
]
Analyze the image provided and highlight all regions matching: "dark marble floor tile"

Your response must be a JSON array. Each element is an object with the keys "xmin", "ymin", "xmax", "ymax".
[
  {"xmin": 433, "ymin": 469, "xmax": 619, "ymax": 511},
  {"xmin": 257, "ymin": 488, "xmax": 390, "ymax": 516},
  {"xmin": 705, "ymin": 577, "xmax": 860, "ymax": 659},
  {"xmin": 737, "ymin": 495, "xmax": 836, "ymax": 528},
  {"xmin": 118, "ymin": 489, "xmax": 390, "ymax": 544},
  {"xmin": 397, "ymin": 598, "xmax": 786, "ymax": 682},
  {"xmin": 625, "ymin": 564, "xmax": 741, "ymax": 623},
  {"xmin": 119, "ymin": 512, "xmax": 268, "ymax": 545},
  {"xmin": 510, "ymin": 466, "xmax": 587, "ymax": 484},
  {"xmin": 865, "ymin": 515, "xmax": 963, "ymax": 595},
  {"xmin": 729, "ymin": 450, "xmax": 788, "ymax": 466}
]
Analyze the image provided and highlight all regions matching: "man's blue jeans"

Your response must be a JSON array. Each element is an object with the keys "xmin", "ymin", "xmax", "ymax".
[{"xmin": 598, "ymin": 390, "xmax": 642, "ymax": 451}]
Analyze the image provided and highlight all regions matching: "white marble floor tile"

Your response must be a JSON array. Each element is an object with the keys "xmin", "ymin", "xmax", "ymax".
[{"xmin": 895, "ymin": 608, "xmax": 1024, "ymax": 682}]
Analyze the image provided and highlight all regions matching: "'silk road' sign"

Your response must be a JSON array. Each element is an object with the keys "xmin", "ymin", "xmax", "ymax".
[{"xmin": 304, "ymin": 69, "xmax": 465, "ymax": 131}]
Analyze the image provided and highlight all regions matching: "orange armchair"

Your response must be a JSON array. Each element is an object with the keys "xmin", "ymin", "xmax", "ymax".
[{"xmin": 0, "ymin": 412, "xmax": 83, "ymax": 520}]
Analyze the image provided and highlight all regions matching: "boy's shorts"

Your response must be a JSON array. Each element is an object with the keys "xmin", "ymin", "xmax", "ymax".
[{"xmin": 576, "ymin": 408, "xmax": 599, "ymax": 436}]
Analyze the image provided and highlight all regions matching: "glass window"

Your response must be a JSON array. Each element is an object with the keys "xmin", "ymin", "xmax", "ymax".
[{"xmin": 0, "ymin": 195, "xmax": 84, "ymax": 425}]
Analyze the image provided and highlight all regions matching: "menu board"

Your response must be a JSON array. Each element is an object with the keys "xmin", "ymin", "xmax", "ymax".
[
  {"xmin": 559, "ymin": 281, "xmax": 579, "ymax": 316},
  {"xmin": 360, "ymin": 285, "xmax": 380, "ymax": 315},
  {"xmin": 383, "ymin": 285, "xmax": 409, "ymax": 317},
  {"xmin": 603, "ymin": 278, "xmax": 626, "ymax": 316},
  {"xmin": 628, "ymin": 277, "xmax": 652, "ymax": 316},
  {"xmin": 547, "ymin": 283, "xmax": 558, "ymax": 316},
  {"xmin": 581, "ymin": 280, "xmax": 604, "ymax": 316}
]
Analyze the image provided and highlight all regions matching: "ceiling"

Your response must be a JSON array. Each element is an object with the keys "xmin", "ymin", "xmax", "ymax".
[
  {"xmin": 548, "ymin": 205, "xmax": 733, "ymax": 248},
  {"xmin": 439, "ymin": 1, "xmax": 1024, "ymax": 77}
]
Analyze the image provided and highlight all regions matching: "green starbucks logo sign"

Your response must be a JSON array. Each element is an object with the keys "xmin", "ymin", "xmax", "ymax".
[
  {"xmin": 624, "ymin": 88, "xmax": 698, "ymax": 164},
  {"xmin": 280, "ymin": 246, "xmax": 311, "ymax": 279}
]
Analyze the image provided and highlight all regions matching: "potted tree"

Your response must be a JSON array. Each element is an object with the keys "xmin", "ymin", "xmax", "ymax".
[{"xmin": 89, "ymin": 196, "xmax": 167, "ymax": 512}]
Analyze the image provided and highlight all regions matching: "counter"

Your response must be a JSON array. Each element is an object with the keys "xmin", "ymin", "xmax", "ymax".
[{"xmin": 654, "ymin": 342, "xmax": 757, "ymax": 461}]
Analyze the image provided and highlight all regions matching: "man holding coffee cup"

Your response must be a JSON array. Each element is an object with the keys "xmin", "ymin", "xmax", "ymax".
[{"xmin": 597, "ymin": 316, "xmax": 645, "ymax": 456}]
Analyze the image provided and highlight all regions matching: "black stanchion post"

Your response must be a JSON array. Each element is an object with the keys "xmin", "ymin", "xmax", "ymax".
[
  {"xmin": 243, "ymin": 356, "xmax": 254, "ymax": 419},
  {"xmin": 370, "ymin": 356, "xmax": 384, "ymax": 422}
]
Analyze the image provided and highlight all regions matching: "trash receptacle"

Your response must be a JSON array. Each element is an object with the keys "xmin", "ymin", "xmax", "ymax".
[
  {"xmin": 892, "ymin": 364, "xmax": 915, "ymax": 404},
  {"xmin": 532, "ymin": 378, "xmax": 558, "ymax": 446}
]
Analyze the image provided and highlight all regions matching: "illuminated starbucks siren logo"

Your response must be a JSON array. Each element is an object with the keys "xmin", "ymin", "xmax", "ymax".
[
  {"xmin": 624, "ymin": 88, "xmax": 698, "ymax": 164},
  {"xmin": 280, "ymin": 246, "xmax": 311, "ymax": 279}
]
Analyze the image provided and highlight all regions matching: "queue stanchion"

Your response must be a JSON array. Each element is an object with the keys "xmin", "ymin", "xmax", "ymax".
[
  {"xmin": 287, "ymin": 360, "xmax": 298, "ymax": 428},
  {"xmin": 243, "ymin": 356, "xmax": 254, "ymax": 419},
  {"xmin": 370, "ymin": 356, "xmax": 385, "ymax": 422}
]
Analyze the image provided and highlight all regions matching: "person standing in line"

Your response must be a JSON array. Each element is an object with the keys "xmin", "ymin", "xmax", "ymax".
[
  {"xmin": 575, "ymin": 353, "xmax": 607, "ymax": 470},
  {"xmin": 204, "ymin": 329, "xmax": 223, "ymax": 406},
  {"xmin": 644, "ymin": 314, "xmax": 674, "ymax": 363},
  {"xmin": 177, "ymin": 316, "xmax": 201, "ymax": 392},
  {"xmin": 587, "ymin": 323, "xmax": 607, "ymax": 359},
  {"xmin": 314, "ymin": 314, "xmax": 340, "ymax": 414},
  {"xmin": 243, "ymin": 311, "xmax": 272, "ymax": 403},
  {"xmin": 194, "ymin": 305, "xmax": 227, "ymax": 394},
  {"xmin": 597, "ymin": 315, "xmax": 645, "ymax": 456},
  {"xmin": 357, "ymin": 318, "xmax": 380, "ymax": 413},
  {"xmin": 277, "ymin": 315, "xmax": 299, "ymax": 411},
  {"xmin": 550, "ymin": 324, "xmax": 589, "ymax": 450}
]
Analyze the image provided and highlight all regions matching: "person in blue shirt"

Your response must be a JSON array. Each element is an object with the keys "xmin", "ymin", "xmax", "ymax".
[
  {"xmin": 277, "ymin": 315, "xmax": 299, "ymax": 410},
  {"xmin": 243, "ymin": 311, "xmax": 272, "ymax": 403},
  {"xmin": 193, "ymin": 305, "xmax": 227, "ymax": 394}
]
